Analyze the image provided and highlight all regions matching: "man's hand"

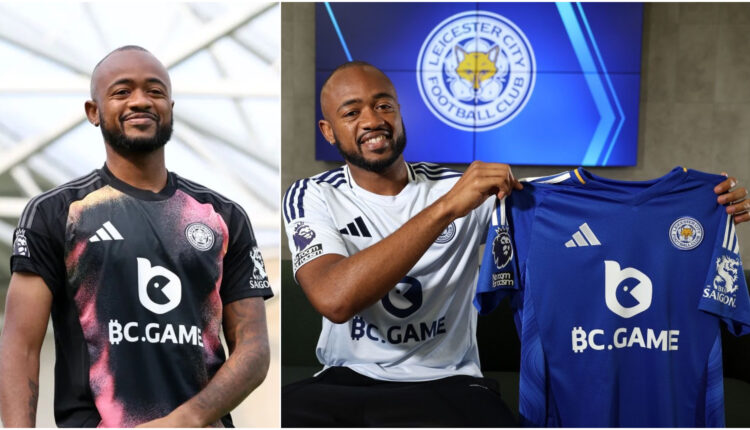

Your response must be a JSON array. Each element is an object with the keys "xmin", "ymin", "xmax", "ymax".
[
  {"xmin": 714, "ymin": 174, "xmax": 749, "ymax": 224},
  {"xmin": 135, "ymin": 415, "xmax": 223, "ymax": 428},
  {"xmin": 438, "ymin": 161, "xmax": 523, "ymax": 220}
]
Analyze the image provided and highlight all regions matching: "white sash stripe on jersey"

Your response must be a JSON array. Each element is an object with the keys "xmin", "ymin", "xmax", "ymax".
[
  {"xmin": 522, "ymin": 171, "xmax": 572, "ymax": 184},
  {"xmin": 500, "ymin": 197, "xmax": 507, "ymax": 226},
  {"xmin": 103, "ymin": 221, "xmax": 123, "ymax": 240},
  {"xmin": 491, "ymin": 201, "xmax": 499, "ymax": 227},
  {"xmin": 580, "ymin": 223, "xmax": 601, "ymax": 245},
  {"xmin": 734, "ymin": 238, "xmax": 741, "ymax": 254},
  {"xmin": 723, "ymin": 214, "xmax": 732, "ymax": 249}
]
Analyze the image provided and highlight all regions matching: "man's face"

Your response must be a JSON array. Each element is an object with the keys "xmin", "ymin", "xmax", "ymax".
[
  {"xmin": 86, "ymin": 50, "xmax": 174, "ymax": 154},
  {"xmin": 319, "ymin": 65, "xmax": 406, "ymax": 173}
]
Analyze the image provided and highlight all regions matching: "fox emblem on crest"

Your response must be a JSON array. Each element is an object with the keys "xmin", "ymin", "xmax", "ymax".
[{"xmin": 448, "ymin": 44, "xmax": 509, "ymax": 102}]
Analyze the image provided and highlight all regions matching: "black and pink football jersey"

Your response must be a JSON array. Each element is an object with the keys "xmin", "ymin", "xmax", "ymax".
[{"xmin": 10, "ymin": 165, "xmax": 273, "ymax": 427}]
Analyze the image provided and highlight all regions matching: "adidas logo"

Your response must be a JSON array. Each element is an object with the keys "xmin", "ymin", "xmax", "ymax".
[
  {"xmin": 339, "ymin": 216, "xmax": 371, "ymax": 238},
  {"xmin": 89, "ymin": 221, "xmax": 124, "ymax": 242},
  {"xmin": 565, "ymin": 222, "xmax": 601, "ymax": 247}
]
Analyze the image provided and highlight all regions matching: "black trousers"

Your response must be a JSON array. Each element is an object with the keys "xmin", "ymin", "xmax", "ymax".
[{"xmin": 282, "ymin": 367, "xmax": 517, "ymax": 427}]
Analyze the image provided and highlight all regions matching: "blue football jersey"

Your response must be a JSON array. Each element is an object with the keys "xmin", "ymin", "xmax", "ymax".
[{"xmin": 474, "ymin": 167, "xmax": 750, "ymax": 427}]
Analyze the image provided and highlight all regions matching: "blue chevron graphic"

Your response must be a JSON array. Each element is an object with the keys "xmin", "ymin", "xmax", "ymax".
[{"xmin": 556, "ymin": 2, "xmax": 625, "ymax": 166}]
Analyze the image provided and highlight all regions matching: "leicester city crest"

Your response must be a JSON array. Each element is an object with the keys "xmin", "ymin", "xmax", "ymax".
[
  {"xmin": 492, "ymin": 227, "xmax": 513, "ymax": 269},
  {"xmin": 416, "ymin": 10, "xmax": 536, "ymax": 132},
  {"xmin": 185, "ymin": 222, "xmax": 215, "ymax": 251},
  {"xmin": 435, "ymin": 221, "xmax": 456, "ymax": 244},
  {"xmin": 669, "ymin": 216, "xmax": 703, "ymax": 250}
]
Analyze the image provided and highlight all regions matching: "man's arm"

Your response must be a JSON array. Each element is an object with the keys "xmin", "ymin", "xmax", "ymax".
[
  {"xmin": 137, "ymin": 296, "xmax": 270, "ymax": 428},
  {"xmin": 297, "ymin": 161, "xmax": 521, "ymax": 323},
  {"xmin": 714, "ymin": 175, "xmax": 749, "ymax": 224},
  {"xmin": 0, "ymin": 273, "xmax": 53, "ymax": 427}
]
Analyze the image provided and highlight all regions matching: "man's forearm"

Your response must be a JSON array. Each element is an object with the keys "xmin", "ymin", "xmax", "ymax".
[
  {"xmin": 171, "ymin": 339, "xmax": 270, "ymax": 427},
  {"xmin": 141, "ymin": 298, "xmax": 270, "ymax": 428},
  {"xmin": 300, "ymin": 197, "xmax": 455, "ymax": 323},
  {"xmin": 0, "ymin": 274, "xmax": 51, "ymax": 428},
  {"xmin": 0, "ymin": 343, "xmax": 41, "ymax": 427},
  {"xmin": 298, "ymin": 161, "xmax": 520, "ymax": 322}
]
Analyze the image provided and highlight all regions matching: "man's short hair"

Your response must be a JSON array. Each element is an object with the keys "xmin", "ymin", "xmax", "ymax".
[
  {"xmin": 320, "ymin": 60, "xmax": 390, "ymax": 106},
  {"xmin": 90, "ymin": 45, "xmax": 152, "ymax": 98}
]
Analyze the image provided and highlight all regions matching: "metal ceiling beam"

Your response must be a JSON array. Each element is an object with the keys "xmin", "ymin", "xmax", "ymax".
[
  {"xmin": 10, "ymin": 165, "xmax": 42, "ymax": 197},
  {"xmin": 172, "ymin": 120, "xmax": 278, "ymax": 213},
  {"xmin": 173, "ymin": 111, "xmax": 278, "ymax": 169},
  {"xmin": 0, "ymin": 4, "xmax": 91, "ymax": 75},
  {"xmin": 0, "ymin": 77, "xmax": 278, "ymax": 97},
  {"xmin": 0, "ymin": 197, "xmax": 29, "ymax": 218},
  {"xmin": 0, "ymin": 112, "xmax": 86, "ymax": 176},
  {"xmin": 162, "ymin": 2, "xmax": 276, "ymax": 69},
  {"xmin": 182, "ymin": 3, "xmax": 273, "ymax": 161}
]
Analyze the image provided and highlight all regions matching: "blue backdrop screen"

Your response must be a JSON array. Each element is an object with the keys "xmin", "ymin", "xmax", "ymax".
[{"xmin": 315, "ymin": 2, "xmax": 643, "ymax": 166}]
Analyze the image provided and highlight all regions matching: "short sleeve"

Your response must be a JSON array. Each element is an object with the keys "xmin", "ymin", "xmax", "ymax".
[
  {"xmin": 220, "ymin": 206, "xmax": 273, "ymax": 304},
  {"xmin": 698, "ymin": 214, "xmax": 750, "ymax": 335},
  {"xmin": 283, "ymin": 178, "xmax": 349, "ymax": 276},
  {"xmin": 474, "ymin": 196, "xmax": 520, "ymax": 315},
  {"xmin": 10, "ymin": 202, "xmax": 66, "ymax": 295}
]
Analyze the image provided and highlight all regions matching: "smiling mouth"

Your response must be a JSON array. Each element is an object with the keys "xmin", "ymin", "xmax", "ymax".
[
  {"xmin": 358, "ymin": 133, "xmax": 392, "ymax": 152},
  {"xmin": 122, "ymin": 114, "xmax": 158, "ymax": 125}
]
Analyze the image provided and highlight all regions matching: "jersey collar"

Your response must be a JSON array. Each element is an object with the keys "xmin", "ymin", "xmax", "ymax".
[
  {"xmin": 100, "ymin": 163, "xmax": 177, "ymax": 201},
  {"xmin": 574, "ymin": 166, "xmax": 689, "ymax": 205}
]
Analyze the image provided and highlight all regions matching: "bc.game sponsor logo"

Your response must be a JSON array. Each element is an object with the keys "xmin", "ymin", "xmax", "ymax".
[{"xmin": 570, "ymin": 260, "xmax": 679, "ymax": 353}]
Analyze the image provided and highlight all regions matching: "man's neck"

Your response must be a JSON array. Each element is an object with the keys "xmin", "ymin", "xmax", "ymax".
[
  {"xmin": 104, "ymin": 146, "xmax": 168, "ymax": 193},
  {"xmin": 347, "ymin": 157, "xmax": 408, "ymax": 196}
]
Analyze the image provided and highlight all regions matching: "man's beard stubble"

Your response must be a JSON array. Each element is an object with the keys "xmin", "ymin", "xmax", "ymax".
[
  {"xmin": 100, "ymin": 114, "xmax": 173, "ymax": 155},
  {"xmin": 334, "ymin": 124, "xmax": 407, "ymax": 174}
]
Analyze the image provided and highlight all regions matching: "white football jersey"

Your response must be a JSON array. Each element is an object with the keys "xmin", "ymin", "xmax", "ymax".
[{"xmin": 283, "ymin": 162, "xmax": 493, "ymax": 381}]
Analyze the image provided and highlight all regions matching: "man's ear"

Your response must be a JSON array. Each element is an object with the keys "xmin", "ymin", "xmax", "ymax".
[
  {"xmin": 318, "ymin": 119, "xmax": 335, "ymax": 144},
  {"xmin": 84, "ymin": 100, "xmax": 99, "ymax": 126}
]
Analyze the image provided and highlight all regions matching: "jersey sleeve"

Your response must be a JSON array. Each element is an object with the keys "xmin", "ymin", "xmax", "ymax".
[
  {"xmin": 10, "ymin": 200, "xmax": 66, "ymax": 296},
  {"xmin": 474, "ymin": 196, "xmax": 520, "ymax": 315},
  {"xmin": 220, "ymin": 206, "xmax": 274, "ymax": 304},
  {"xmin": 698, "ymin": 214, "xmax": 750, "ymax": 335},
  {"xmin": 283, "ymin": 178, "xmax": 349, "ymax": 276}
]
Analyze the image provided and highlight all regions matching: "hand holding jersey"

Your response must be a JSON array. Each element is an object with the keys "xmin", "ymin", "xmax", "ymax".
[
  {"xmin": 714, "ymin": 174, "xmax": 750, "ymax": 224},
  {"xmin": 438, "ymin": 160, "xmax": 523, "ymax": 219}
]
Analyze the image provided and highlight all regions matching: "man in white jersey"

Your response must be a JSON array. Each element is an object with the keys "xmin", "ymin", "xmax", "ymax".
[
  {"xmin": 282, "ymin": 61, "xmax": 522, "ymax": 427},
  {"xmin": 281, "ymin": 61, "xmax": 750, "ymax": 427}
]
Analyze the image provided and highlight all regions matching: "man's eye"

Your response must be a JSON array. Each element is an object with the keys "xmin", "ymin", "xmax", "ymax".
[{"xmin": 344, "ymin": 111, "xmax": 358, "ymax": 117}]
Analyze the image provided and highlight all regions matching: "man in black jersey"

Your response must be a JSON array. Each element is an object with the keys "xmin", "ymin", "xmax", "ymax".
[{"xmin": 0, "ymin": 46, "xmax": 273, "ymax": 427}]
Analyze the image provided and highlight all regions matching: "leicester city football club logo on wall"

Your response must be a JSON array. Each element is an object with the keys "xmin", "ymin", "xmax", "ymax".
[{"xmin": 416, "ymin": 10, "xmax": 536, "ymax": 132}]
